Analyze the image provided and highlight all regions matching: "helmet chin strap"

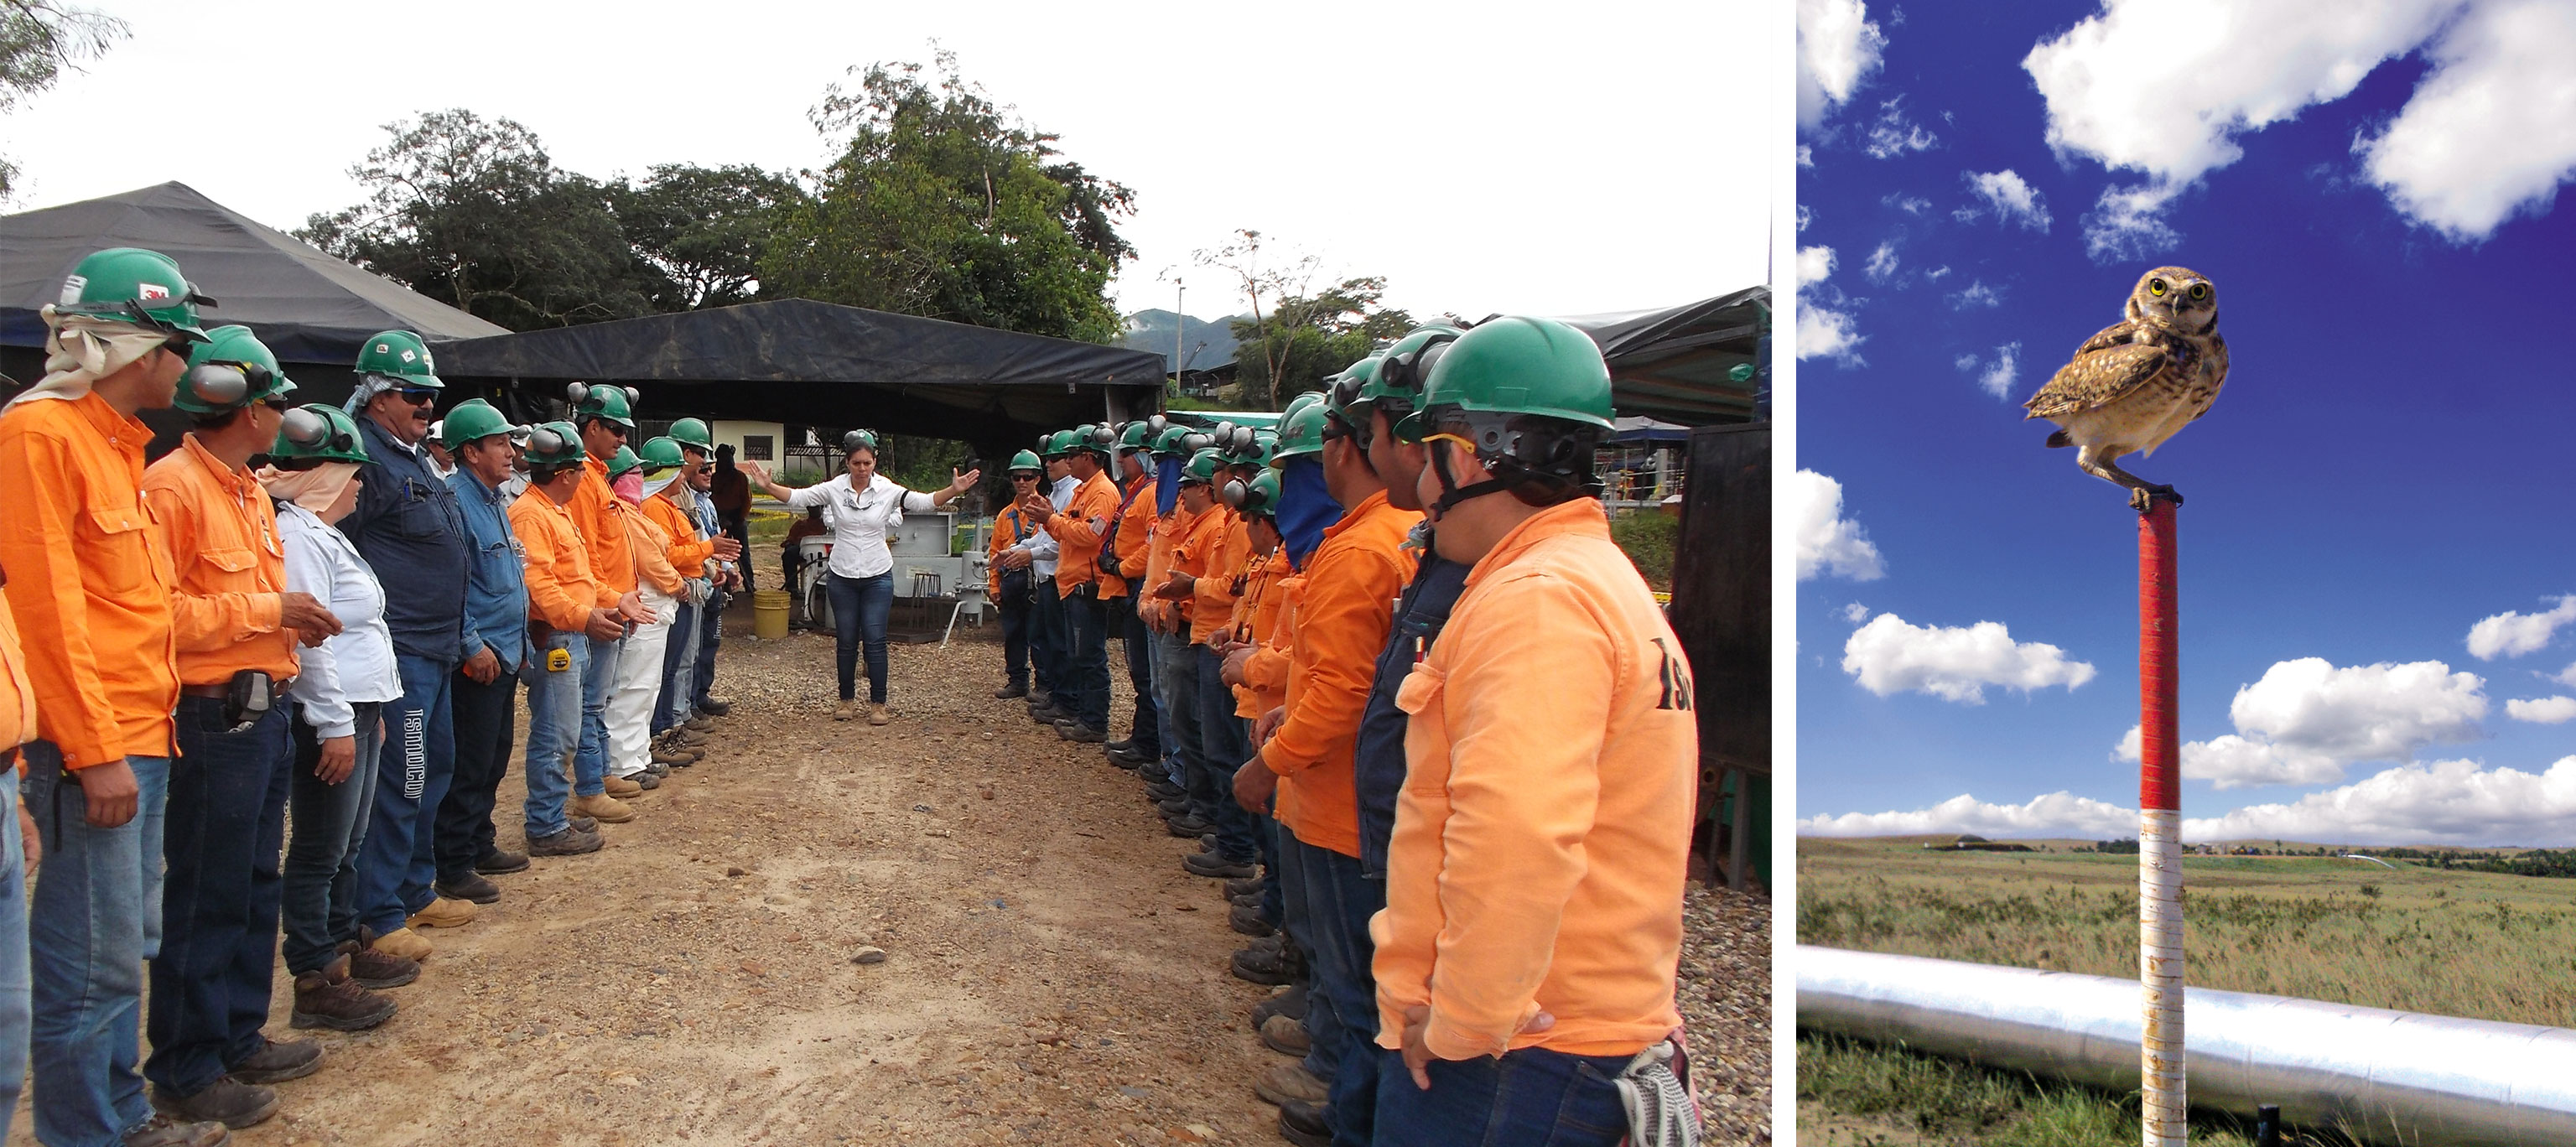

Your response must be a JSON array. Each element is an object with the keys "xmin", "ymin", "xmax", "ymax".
[{"xmin": 1426, "ymin": 438, "xmax": 1514, "ymax": 517}]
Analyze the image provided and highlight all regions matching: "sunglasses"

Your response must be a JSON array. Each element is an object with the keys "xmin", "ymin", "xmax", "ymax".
[
  {"xmin": 259, "ymin": 395, "xmax": 293, "ymax": 412},
  {"xmin": 393, "ymin": 387, "xmax": 439, "ymax": 406}
]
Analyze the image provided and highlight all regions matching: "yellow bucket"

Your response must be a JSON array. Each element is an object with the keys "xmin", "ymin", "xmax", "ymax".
[{"xmin": 752, "ymin": 589, "xmax": 792, "ymax": 641}]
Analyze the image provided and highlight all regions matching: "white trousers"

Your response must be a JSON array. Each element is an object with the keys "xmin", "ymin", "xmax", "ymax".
[{"xmin": 606, "ymin": 586, "xmax": 676, "ymax": 778}]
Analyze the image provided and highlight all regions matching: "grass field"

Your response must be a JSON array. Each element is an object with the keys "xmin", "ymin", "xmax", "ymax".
[{"xmin": 1797, "ymin": 836, "xmax": 2576, "ymax": 1143}]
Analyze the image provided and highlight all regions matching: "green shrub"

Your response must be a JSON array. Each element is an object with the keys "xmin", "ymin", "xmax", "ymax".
[{"xmin": 1609, "ymin": 510, "xmax": 1676, "ymax": 590}]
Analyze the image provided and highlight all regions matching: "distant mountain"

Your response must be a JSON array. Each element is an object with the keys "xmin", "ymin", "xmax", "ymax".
[{"xmin": 1124, "ymin": 309, "xmax": 1244, "ymax": 373}]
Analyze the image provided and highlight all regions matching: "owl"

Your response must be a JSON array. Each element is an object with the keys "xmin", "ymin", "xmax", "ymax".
[{"xmin": 2021, "ymin": 266, "xmax": 2230, "ymax": 506}]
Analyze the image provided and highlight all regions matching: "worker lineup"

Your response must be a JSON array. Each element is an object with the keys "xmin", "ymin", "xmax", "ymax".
[{"xmin": 0, "ymin": 247, "xmax": 1701, "ymax": 1147}]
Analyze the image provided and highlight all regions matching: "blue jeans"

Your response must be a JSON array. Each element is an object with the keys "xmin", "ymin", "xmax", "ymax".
[
  {"xmin": 996, "ymin": 572, "xmax": 1032, "ymax": 690},
  {"xmin": 437, "ymin": 668, "xmax": 516, "ymax": 882},
  {"xmin": 1280, "ymin": 833, "xmax": 1382, "ymax": 1140},
  {"xmin": 148, "ymin": 697, "xmax": 292, "ymax": 1098},
  {"xmin": 691, "ymin": 586, "xmax": 724, "ymax": 710},
  {"xmin": 576, "ymin": 634, "xmax": 621, "ymax": 797},
  {"xmin": 0, "ymin": 768, "xmax": 29, "ymax": 1143},
  {"xmin": 1373, "ymin": 1044, "xmax": 1633, "ymax": 1147},
  {"xmin": 653, "ymin": 597, "xmax": 699, "ymax": 736},
  {"xmin": 1154, "ymin": 631, "xmax": 1207, "ymax": 811},
  {"xmin": 23, "ymin": 742, "xmax": 165, "ymax": 1147},
  {"xmin": 1193, "ymin": 646, "xmax": 1261, "ymax": 864},
  {"xmin": 522, "ymin": 631, "xmax": 589, "ymax": 838},
  {"xmin": 283, "ymin": 701, "xmax": 383, "ymax": 974},
  {"xmin": 1064, "ymin": 588, "xmax": 1110, "ymax": 730},
  {"xmin": 1114, "ymin": 595, "xmax": 1160, "ymax": 751},
  {"xmin": 357, "ymin": 653, "xmax": 458, "ymax": 936},
  {"xmin": 1029, "ymin": 579, "xmax": 1066, "ymax": 697},
  {"xmin": 825, "ymin": 571, "xmax": 894, "ymax": 703}
]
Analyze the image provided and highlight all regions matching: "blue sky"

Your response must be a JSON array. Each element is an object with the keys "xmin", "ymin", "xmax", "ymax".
[{"xmin": 1792, "ymin": 0, "xmax": 2576, "ymax": 846}]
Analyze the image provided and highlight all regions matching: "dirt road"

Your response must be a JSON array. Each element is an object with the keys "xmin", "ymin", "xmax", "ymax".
[{"xmin": 20, "ymin": 608, "xmax": 1768, "ymax": 1145}]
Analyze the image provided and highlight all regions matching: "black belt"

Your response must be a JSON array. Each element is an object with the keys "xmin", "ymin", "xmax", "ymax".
[{"xmin": 180, "ymin": 678, "xmax": 294, "ymax": 699}]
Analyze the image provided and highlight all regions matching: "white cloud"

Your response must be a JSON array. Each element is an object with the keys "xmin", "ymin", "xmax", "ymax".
[
  {"xmin": 1883, "ymin": 193, "xmax": 1933, "ymax": 215},
  {"xmin": 2114, "ymin": 724, "xmax": 2143, "ymax": 763},
  {"xmin": 1863, "ymin": 241, "xmax": 1901, "ymax": 285},
  {"xmin": 2557, "ymin": 662, "xmax": 2576, "ymax": 688},
  {"xmin": 1924, "ymin": 265, "xmax": 1951, "ymax": 281},
  {"xmin": 1792, "ymin": 470, "xmax": 1887, "ymax": 583},
  {"xmin": 1841, "ymin": 613, "xmax": 2096, "ymax": 704},
  {"xmin": 2184, "ymin": 757, "xmax": 2576, "ymax": 846},
  {"xmin": 1864, "ymin": 97, "xmax": 1940, "ymax": 159},
  {"xmin": 1800, "ymin": 791, "xmax": 2137, "ymax": 838},
  {"xmin": 2360, "ymin": 0, "xmax": 2576, "ymax": 240},
  {"xmin": 1950, "ymin": 281, "xmax": 2002, "ymax": 310},
  {"xmin": 1958, "ymin": 169, "xmax": 2053, "ymax": 231},
  {"xmin": 1841, "ymin": 602, "xmax": 1873, "ymax": 624},
  {"xmin": 2083, "ymin": 182, "xmax": 2187, "ymax": 262},
  {"xmin": 1798, "ymin": 0, "xmax": 1889, "ymax": 129},
  {"xmin": 2508, "ymin": 697, "xmax": 2576, "ymax": 724},
  {"xmin": 2181, "ymin": 657, "xmax": 2490, "ymax": 789},
  {"xmin": 1957, "ymin": 341, "xmax": 2022, "ymax": 398},
  {"xmin": 1798, "ymin": 144, "xmax": 1815, "ymax": 169},
  {"xmin": 2466, "ymin": 594, "xmax": 2576, "ymax": 660},
  {"xmin": 1797, "ymin": 246, "xmax": 1867, "ymax": 366}
]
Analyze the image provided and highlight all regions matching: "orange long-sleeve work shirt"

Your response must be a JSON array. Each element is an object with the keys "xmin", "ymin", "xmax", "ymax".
[
  {"xmin": 1046, "ymin": 469, "xmax": 1124, "ymax": 597},
  {"xmin": 987, "ymin": 503, "xmax": 1040, "ymax": 601},
  {"xmin": 511, "ymin": 489, "xmax": 606, "ymax": 632},
  {"xmin": 621, "ymin": 501, "xmax": 686, "ymax": 598},
  {"xmin": 1371, "ymin": 498, "xmax": 1700, "ymax": 1062},
  {"xmin": 1104, "ymin": 472, "xmax": 1156, "ymax": 601},
  {"xmin": 1182, "ymin": 509, "xmax": 1247, "ymax": 645},
  {"xmin": 1229, "ymin": 549, "xmax": 1295, "ymax": 719},
  {"xmin": 1261, "ymin": 491, "xmax": 1418, "ymax": 857},
  {"xmin": 142, "ymin": 435, "xmax": 299, "ymax": 686},
  {"xmin": 1138, "ymin": 502, "xmax": 1194, "ymax": 631},
  {"xmin": 571, "ymin": 456, "xmax": 636, "ymax": 597},
  {"xmin": 0, "ymin": 596, "xmax": 36, "ymax": 759},
  {"xmin": 0, "ymin": 394, "xmax": 179, "ymax": 768},
  {"xmin": 641, "ymin": 489, "xmax": 715, "ymax": 576}
]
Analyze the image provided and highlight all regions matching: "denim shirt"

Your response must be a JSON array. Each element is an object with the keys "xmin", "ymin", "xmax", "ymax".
[
  {"xmin": 1354, "ymin": 530, "xmax": 1470, "ymax": 880},
  {"xmin": 448, "ymin": 468, "xmax": 531, "ymax": 674},
  {"xmin": 342, "ymin": 416, "xmax": 470, "ymax": 664}
]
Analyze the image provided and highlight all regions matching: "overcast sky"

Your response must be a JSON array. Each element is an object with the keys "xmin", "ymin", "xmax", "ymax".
[{"xmin": 3, "ymin": 0, "xmax": 1768, "ymax": 325}]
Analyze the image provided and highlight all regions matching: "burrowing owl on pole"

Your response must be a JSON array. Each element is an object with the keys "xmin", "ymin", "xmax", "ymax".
[{"xmin": 2023, "ymin": 266, "xmax": 2229, "ymax": 505}]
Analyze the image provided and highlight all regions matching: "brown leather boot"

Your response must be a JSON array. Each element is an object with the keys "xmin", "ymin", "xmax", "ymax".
[
  {"xmin": 340, "ymin": 936, "xmax": 420, "ymax": 989},
  {"xmin": 292, "ymin": 958, "xmax": 397, "ymax": 1032}
]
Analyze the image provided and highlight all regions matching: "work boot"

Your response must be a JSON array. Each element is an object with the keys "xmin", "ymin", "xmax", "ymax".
[
  {"xmin": 1253, "ymin": 1062, "xmax": 1330, "ymax": 1107},
  {"xmin": 1030, "ymin": 703, "xmax": 1069, "ymax": 725},
  {"xmin": 475, "ymin": 848, "xmax": 530, "ymax": 875},
  {"xmin": 1025, "ymin": 688, "xmax": 1052, "ymax": 708},
  {"xmin": 1233, "ymin": 940, "xmax": 1303, "ymax": 986},
  {"xmin": 369, "ymin": 926, "xmax": 432, "ymax": 963},
  {"xmin": 683, "ymin": 715, "xmax": 717, "ymax": 733},
  {"xmin": 834, "ymin": 700, "xmax": 858, "ymax": 721},
  {"xmin": 669, "ymin": 726, "xmax": 709, "ymax": 746},
  {"xmin": 1164, "ymin": 814, "xmax": 1213, "ymax": 838},
  {"xmin": 152, "ymin": 1076, "xmax": 278, "ymax": 1130},
  {"xmin": 569, "ymin": 792, "xmax": 636, "ymax": 823},
  {"xmin": 570, "ymin": 815, "xmax": 598, "ymax": 833},
  {"xmin": 603, "ymin": 775, "xmax": 644, "ymax": 798},
  {"xmin": 652, "ymin": 745, "xmax": 697, "ymax": 768},
  {"xmin": 993, "ymin": 682, "xmax": 1029, "ymax": 699},
  {"xmin": 869, "ymin": 703, "xmax": 891, "ymax": 726},
  {"xmin": 292, "ymin": 960, "xmax": 397, "ymax": 1032},
  {"xmin": 1186, "ymin": 852, "xmax": 1254, "ymax": 879},
  {"xmin": 528, "ymin": 824, "xmax": 605, "ymax": 856},
  {"xmin": 226, "ymin": 1035, "xmax": 323, "ymax": 1084},
  {"xmin": 696, "ymin": 697, "xmax": 732, "ymax": 717},
  {"xmin": 1145, "ymin": 779, "xmax": 1187, "ymax": 801},
  {"xmin": 1252, "ymin": 984, "xmax": 1308, "ymax": 1030},
  {"xmin": 1259, "ymin": 1013, "xmax": 1311, "ymax": 1058},
  {"xmin": 1278, "ymin": 1099, "xmax": 1333, "ymax": 1147},
  {"xmin": 408, "ymin": 896, "xmax": 477, "ymax": 930},
  {"xmin": 1055, "ymin": 721, "xmax": 1107, "ymax": 744},
  {"xmin": 1225, "ymin": 876, "xmax": 1263, "ymax": 899},
  {"xmin": 625, "ymin": 771, "xmax": 662, "ymax": 791},
  {"xmin": 436, "ymin": 873, "xmax": 501, "ymax": 904},
  {"xmin": 1156, "ymin": 797, "xmax": 1190, "ymax": 817},
  {"xmin": 642, "ymin": 761, "xmax": 671, "ymax": 779},
  {"xmin": 121, "ymin": 1114, "xmax": 230, "ymax": 1147},
  {"xmin": 1231, "ymin": 903, "xmax": 1275, "ymax": 937},
  {"xmin": 339, "ymin": 937, "xmax": 419, "ymax": 989},
  {"xmin": 1232, "ymin": 891, "xmax": 1264, "ymax": 911}
]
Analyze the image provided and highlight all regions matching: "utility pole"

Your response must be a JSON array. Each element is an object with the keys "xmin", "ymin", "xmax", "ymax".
[{"xmin": 2136, "ymin": 491, "xmax": 2184, "ymax": 1146}]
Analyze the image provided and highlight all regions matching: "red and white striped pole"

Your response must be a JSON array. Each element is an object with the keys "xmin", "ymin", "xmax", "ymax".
[{"xmin": 2137, "ymin": 494, "xmax": 2184, "ymax": 1145}]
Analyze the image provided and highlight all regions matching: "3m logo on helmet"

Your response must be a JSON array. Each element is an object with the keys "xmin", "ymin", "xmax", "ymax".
[{"xmin": 136, "ymin": 282, "xmax": 169, "ymax": 301}]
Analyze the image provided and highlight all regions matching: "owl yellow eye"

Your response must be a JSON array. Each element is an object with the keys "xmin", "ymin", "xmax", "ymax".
[
  {"xmin": 2189, "ymin": 283, "xmax": 2209, "ymax": 301},
  {"xmin": 2148, "ymin": 278, "xmax": 2168, "ymax": 296}
]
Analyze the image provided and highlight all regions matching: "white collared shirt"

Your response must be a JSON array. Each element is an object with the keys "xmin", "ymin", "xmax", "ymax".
[
  {"xmin": 278, "ymin": 500, "xmax": 402, "ymax": 738},
  {"xmin": 783, "ymin": 472, "xmax": 940, "ymax": 580}
]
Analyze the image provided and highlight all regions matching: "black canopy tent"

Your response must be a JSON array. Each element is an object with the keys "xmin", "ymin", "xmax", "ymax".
[
  {"xmin": 0, "ymin": 182, "xmax": 507, "ymax": 388},
  {"xmin": 428, "ymin": 298, "xmax": 1168, "ymax": 464},
  {"xmin": 1560, "ymin": 285, "xmax": 1769, "ymax": 426}
]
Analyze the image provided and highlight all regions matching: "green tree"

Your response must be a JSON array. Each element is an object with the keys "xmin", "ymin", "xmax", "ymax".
[
  {"xmin": 760, "ymin": 50, "xmax": 1136, "ymax": 344},
  {"xmin": 299, "ymin": 109, "xmax": 670, "ymax": 330},
  {"xmin": 0, "ymin": 1, "xmax": 127, "ymax": 200},
  {"xmin": 607, "ymin": 163, "xmax": 804, "ymax": 310},
  {"xmin": 1225, "ymin": 275, "xmax": 1416, "ymax": 407}
]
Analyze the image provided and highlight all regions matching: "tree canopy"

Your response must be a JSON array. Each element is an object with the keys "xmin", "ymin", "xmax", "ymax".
[
  {"xmin": 0, "ymin": 1, "xmax": 126, "ymax": 200},
  {"xmin": 1226, "ymin": 275, "xmax": 1415, "ymax": 407}
]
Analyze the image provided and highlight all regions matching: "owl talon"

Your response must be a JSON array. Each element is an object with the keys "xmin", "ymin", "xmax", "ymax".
[{"xmin": 2129, "ymin": 485, "xmax": 2183, "ymax": 512}]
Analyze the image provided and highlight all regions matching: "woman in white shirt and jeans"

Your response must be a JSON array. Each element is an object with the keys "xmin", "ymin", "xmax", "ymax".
[{"xmin": 740, "ymin": 432, "xmax": 979, "ymax": 724}]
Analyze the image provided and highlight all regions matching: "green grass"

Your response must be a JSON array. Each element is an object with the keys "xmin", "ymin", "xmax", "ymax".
[
  {"xmin": 1800, "ymin": 1035, "xmax": 2322, "ymax": 1146},
  {"xmin": 1610, "ymin": 509, "xmax": 1676, "ymax": 590}
]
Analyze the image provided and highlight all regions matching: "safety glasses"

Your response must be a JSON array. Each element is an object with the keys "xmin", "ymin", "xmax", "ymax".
[{"xmin": 392, "ymin": 387, "xmax": 439, "ymax": 406}]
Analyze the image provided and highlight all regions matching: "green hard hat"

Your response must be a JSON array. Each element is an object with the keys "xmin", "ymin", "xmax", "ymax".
[
  {"xmin": 1182, "ymin": 448, "xmax": 1226, "ymax": 485},
  {"xmin": 1243, "ymin": 430, "xmax": 1278, "ymax": 468},
  {"xmin": 53, "ymin": 247, "xmax": 215, "ymax": 340},
  {"xmin": 1395, "ymin": 316, "xmax": 1613, "ymax": 442},
  {"xmin": 640, "ymin": 436, "xmax": 688, "ymax": 471},
  {"xmin": 354, "ymin": 330, "xmax": 443, "ymax": 389},
  {"xmin": 568, "ymin": 381, "xmax": 637, "ymax": 429},
  {"xmin": 1226, "ymin": 467, "xmax": 1282, "ymax": 518},
  {"xmin": 1117, "ymin": 418, "xmax": 1163, "ymax": 451},
  {"xmin": 1076, "ymin": 422, "xmax": 1117, "ymax": 459},
  {"xmin": 522, "ymin": 420, "xmax": 586, "ymax": 469},
  {"xmin": 1150, "ymin": 424, "xmax": 1195, "ymax": 459},
  {"xmin": 1041, "ymin": 429, "xmax": 1080, "ymax": 459},
  {"xmin": 1006, "ymin": 449, "xmax": 1044, "ymax": 475},
  {"xmin": 175, "ymin": 325, "xmax": 298, "ymax": 413},
  {"xmin": 1270, "ymin": 400, "xmax": 1329, "ymax": 467},
  {"xmin": 668, "ymin": 418, "xmax": 714, "ymax": 451},
  {"xmin": 438, "ymin": 398, "xmax": 514, "ymax": 449},
  {"xmin": 1324, "ymin": 356, "xmax": 1384, "ymax": 424},
  {"xmin": 608, "ymin": 444, "xmax": 644, "ymax": 479},
  {"xmin": 1363, "ymin": 326, "xmax": 1463, "ymax": 419},
  {"xmin": 270, "ymin": 404, "xmax": 370, "ymax": 465}
]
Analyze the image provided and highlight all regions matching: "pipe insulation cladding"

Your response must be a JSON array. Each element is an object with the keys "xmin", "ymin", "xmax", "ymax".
[{"xmin": 1797, "ymin": 946, "xmax": 2576, "ymax": 1147}]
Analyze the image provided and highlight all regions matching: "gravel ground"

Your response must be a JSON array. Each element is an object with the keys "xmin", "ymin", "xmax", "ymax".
[{"xmin": 11, "ymin": 602, "xmax": 1768, "ymax": 1145}]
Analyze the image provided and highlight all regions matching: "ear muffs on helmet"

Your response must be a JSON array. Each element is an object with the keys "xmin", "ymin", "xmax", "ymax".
[
  {"xmin": 1182, "ymin": 432, "xmax": 1212, "ymax": 455},
  {"xmin": 278, "ymin": 407, "xmax": 355, "ymax": 455},
  {"xmin": 182, "ymin": 361, "xmax": 266, "ymax": 409},
  {"xmin": 527, "ymin": 425, "xmax": 574, "ymax": 458},
  {"xmin": 1218, "ymin": 477, "xmax": 1250, "ymax": 508},
  {"xmin": 1378, "ymin": 332, "xmax": 1459, "ymax": 398}
]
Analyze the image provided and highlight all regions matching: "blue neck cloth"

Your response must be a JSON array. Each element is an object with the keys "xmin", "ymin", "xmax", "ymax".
[
  {"xmin": 1277, "ymin": 457, "xmax": 1337, "ymax": 568},
  {"xmin": 1156, "ymin": 455, "xmax": 1182, "ymax": 516}
]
